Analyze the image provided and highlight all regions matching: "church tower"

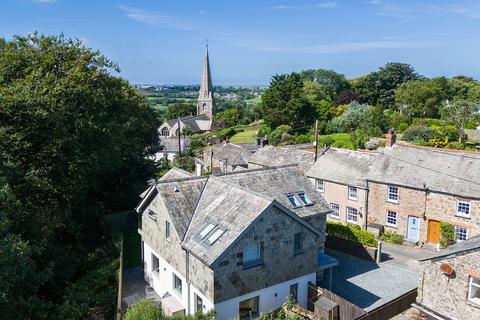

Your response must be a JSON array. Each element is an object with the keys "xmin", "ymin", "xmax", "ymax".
[{"xmin": 197, "ymin": 44, "xmax": 215, "ymax": 119}]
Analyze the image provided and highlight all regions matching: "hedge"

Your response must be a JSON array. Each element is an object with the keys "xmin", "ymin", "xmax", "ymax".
[{"xmin": 327, "ymin": 221, "xmax": 378, "ymax": 247}]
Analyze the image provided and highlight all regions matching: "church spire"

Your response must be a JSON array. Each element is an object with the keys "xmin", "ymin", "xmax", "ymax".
[{"xmin": 197, "ymin": 42, "xmax": 215, "ymax": 118}]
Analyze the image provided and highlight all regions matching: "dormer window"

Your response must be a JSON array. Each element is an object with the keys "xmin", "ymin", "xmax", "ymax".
[
  {"xmin": 298, "ymin": 193, "xmax": 313, "ymax": 206},
  {"xmin": 287, "ymin": 195, "xmax": 301, "ymax": 208},
  {"xmin": 147, "ymin": 210, "xmax": 157, "ymax": 222}
]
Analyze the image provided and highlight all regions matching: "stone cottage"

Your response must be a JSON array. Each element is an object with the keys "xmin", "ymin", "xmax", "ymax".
[
  {"xmin": 412, "ymin": 235, "xmax": 480, "ymax": 319},
  {"xmin": 306, "ymin": 147, "xmax": 378, "ymax": 230},
  {"xmin": 135, "ymin": 165, "xmax": 333, "ymax": 319},
  {"xmin": 200, "ymin": 141, "xmax": 256, "ymax": 174}
]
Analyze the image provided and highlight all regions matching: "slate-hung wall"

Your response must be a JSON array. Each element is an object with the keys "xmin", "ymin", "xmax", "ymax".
[
  {"xmin": 140, "ymin": 194, "xmax": 215, "ymax": 302},
  {"xmin": 211, "ymin": 206, "xmax": 322, "ymax": 303},
  {"xmin": 417, "ymin": 250, "xmax": 480, "ymax": 319}
]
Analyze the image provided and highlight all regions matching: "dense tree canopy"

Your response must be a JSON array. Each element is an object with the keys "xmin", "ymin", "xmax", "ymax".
[
  {"xmin": 261, "ymin": 73, "xmax": 316, "ymax": 129},
  {"xmin": 164, "ymin": 103, "xmax": 196, "ymax": 120},
  {"xmin": 0, "ymin": 33, "xmax": 158, "ymax": 319}
]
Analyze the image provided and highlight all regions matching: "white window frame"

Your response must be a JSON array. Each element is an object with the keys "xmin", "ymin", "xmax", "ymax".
[
  {"xmin": 348, "ymin": 186, "xmax": 357, "ymax": 201},
  {"xmin": 316, "ymin": 179, "xmax": 324, "ymax": 192},
  {"xmin": 386, "ymin": 210, "xmax": 397, "ymax": 227},
  {"xmin": 387, "ymin": 185, "xmax": 399, "ymax": 203},
  {"xmin": 454, "ymin": 225, "xmax": 468, "ymax": 242},
  {"xmin": 468, "ymin": 276, "xmax": 480, "ymax": 306},
  {"xmin": 347, "ymin": 207, "xmax": 358, "ymax": 224},
  {"xmin": 173, "ymin": 273, "xmax": 182, "ymax": 295},
  {"xmin": 330, "ymin": 203, "xmax": 340, "ymax": 219},
  {"xmin": 165, "ymin": 220, "xmax": 171, "ymax": 242},
  {"xmin": 298, "ymin": 192, "xmax": 313, "ymax": 206},
  {"xmin": 287, "ymin": 194, "xmax": 301, "ymax": 208},
  {"xmin": 456, "ymin": 200, "xmax": 471, "ymax": 218}
]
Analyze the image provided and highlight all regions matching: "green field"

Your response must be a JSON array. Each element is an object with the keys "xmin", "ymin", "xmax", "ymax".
[
  {"xmin": 230, "ymin": 128, "xmax": 259, "ymax": 144},
  {"xmin": 245, "ymin": 96, "xmax": 262, "ymax": 104},
  {"xmin": 318, "ymin": 133, "xmax": 354, "ymax": 149}
]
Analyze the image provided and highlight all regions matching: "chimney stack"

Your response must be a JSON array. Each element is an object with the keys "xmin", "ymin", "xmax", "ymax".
[
  {"xmin": 386, "ymin": 129, "xmax": 396, "ymax": 147},
  {"xmin": 261, "ymin": 135, "xmax": 269, "ymax": 148}
]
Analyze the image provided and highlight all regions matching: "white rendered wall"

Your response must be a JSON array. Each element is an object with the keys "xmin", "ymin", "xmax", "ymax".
[
  {"xmin": 143, "ymin": 241, "xmax": 214, "ymax": 315},
  {"xmin": 214, "ymin": 272, "xmax": 316, "ymax": 320}
]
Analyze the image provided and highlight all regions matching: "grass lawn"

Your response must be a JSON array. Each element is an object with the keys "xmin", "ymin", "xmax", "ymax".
[
  {"xmin": 245, "ymin": 96, "xmax": 262, "ymax": 104},
  {"xmin": 318, "ymin": 133, "xmax": 354, "ymax": 149},
  {"xmin": 230, "ymin": 128, "xmax": 259, "ymax": 144}
]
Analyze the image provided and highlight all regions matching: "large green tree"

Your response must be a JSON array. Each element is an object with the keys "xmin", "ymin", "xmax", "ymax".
[
  {"xmin": 395, "ymin": 77, "xmax": 450, "ymax": 118},
  {"xmin": 300, "ymin": 69, "xmax": 350, "ymax": 101},
  {"xmin": 261, "ymin": 72, "xmax": 316, "ymax": 129},
  {"xmin": 352, "ymin": 62, "xmax": 421, "ymax": 108},
  {"xmin": 0, "ymin": 33, "xmax": 158, "ymax": 318}
]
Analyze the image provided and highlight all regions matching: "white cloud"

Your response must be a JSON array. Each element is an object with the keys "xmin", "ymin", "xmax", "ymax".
[
  {"xmin": 268, "ymin": 2, "xmax": 336, "ymax": 10},
  {"xmin": 118, "ymin": 5, "xmax": 195, "ymax": 30},
  {"xmin": 314, "ymin": 2, "xmax": 337, "ymax": 9},
  {"xmin": 236, "ymin": 40, "xmax": 436, "ymax": 54}
]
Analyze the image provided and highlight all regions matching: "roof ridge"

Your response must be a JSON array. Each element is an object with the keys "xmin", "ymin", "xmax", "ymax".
[
  {"xmin": 213, "ymin": 164, "xmax": 299, "ymax": 177},
  {"xmin": 156, "ymin": 175, "xmax": 207, "ymax": 184},
  {"xmin": 210, "ymin": 175, "xmax": 274, "ymax": 202},
  {"xmin": 393, "ymin": 142, "xmax": 480, "ymax": 156}
]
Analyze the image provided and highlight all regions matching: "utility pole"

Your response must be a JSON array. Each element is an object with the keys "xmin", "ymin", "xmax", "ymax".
[
  {"xmin": 177, "ymin": 117, "xmax": 181, "ymax": 157},
  {"xmin": 210, "ymin": 146, "xmax": 213, "ymax": 174},
  {"xmin": 314, "ymin": 119, "xmax": 319, "ymax": 162}
]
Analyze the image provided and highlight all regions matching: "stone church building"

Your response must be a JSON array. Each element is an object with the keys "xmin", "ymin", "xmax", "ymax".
[{"xmin": 158, "ymin": 46, "xmax": 215, "ymax": 138}]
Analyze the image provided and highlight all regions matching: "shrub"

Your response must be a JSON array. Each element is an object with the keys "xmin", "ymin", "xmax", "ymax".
[
  {"xmin": 445, "ymin": 141, "xmax": 465, "ymax": 150},
  {"xmin": 331, "ymin": 140, "xmax": 351, "ymax": 149},
  {"xmin": 440, "ymin": 222, "xmax": 456, "ymax": 248},
  {"xmin": 257, "ymin": 126, "xmax": 271, "ymax": 138},
  {"xmin": 215, "ymin": 127, "xmax": 235, "ymax": 139},
  {"xmin": 397, "ymin": 122, "xmax": 409, "ymax": 133},
  {"xmin": 294, "ymin": 134, "xmax": 310, "ymax": 144},
  {"xmin": 379, "ymin": 231, "xmax": 404, "ymax": 244},
  {"xmin": 402, "ymin": 125, "xmax": 436, "ymax": 142},
  {"xmin": 124, "ymin": 298, "xmax": 163, "ymax": 320},
  {"xmin": 327, "ymin": 222, "xmax": 378, "ymax": 247},
  {"xmin": 318, "ymin": 136, "xmax": 334, "ymax": 147}
]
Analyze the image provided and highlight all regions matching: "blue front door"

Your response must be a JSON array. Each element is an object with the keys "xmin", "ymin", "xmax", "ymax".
[{"xmin": 407, "ymin": 216, "xmax": 420, "ymax": 242}]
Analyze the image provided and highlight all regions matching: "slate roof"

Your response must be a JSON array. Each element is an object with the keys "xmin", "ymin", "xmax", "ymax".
[
  {"xmin": 214, "ymin": 165, "xmax": 331, "ymax": 218},
  {"xmin": 248, "ymin": 145, "xmax": 316, "ymax": 173},
  {"xmin": 161, "ymin": 114, "xmax": 212, "ymax": 133},
  {"xmin": 418, "ymin": 235, "xmax": 480, "ymax": 261},
  {"xmin": 137, "ymin": 166, "xmax": 329, "ymax": 266},
  {"xmin": 307, "ymin": 147, "xmax": 378, "ymax": 188},
  {"xmin": 206, "ymin": 142, "xmax": 251, "ymax": 167},
  {"xmin": 182, "ymin": 178, "xmax": 273, "ymax": 265},
  {"xmin": 160, "ymin": 137, "xmax": 189, "ymax": 153},
  {"xmin": 464, "ymin": 129, "xmax": 480, "ymax": 142},
  {"xmin": 160, "ymin": 167, "xmax": 192, "ymax": 180},
  {"xmin": 156, "ymin": 177, "xmax": 207, "ymax": 239},
  {"xmin": 367, "ymin": 144, "xmax": 480, "ymax": 198}
]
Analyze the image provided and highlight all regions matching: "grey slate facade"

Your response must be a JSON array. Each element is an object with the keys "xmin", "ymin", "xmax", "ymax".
[{"xmin": 136, "ymin": 166, "xmax": 331, "ymax": 316}]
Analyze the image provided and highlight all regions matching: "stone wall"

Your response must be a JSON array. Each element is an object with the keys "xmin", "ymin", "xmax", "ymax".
[
  {"xmin": 417, "ymin": 250, "xmax": 480, "ymax": 319},
  {"xmin": 367, "ymin": 182, "xmax": 480, "ymax": 243},
  {"xmin": 425, "ymin": 192, "xmax": 480, "ymax": 243},
  {"xmin": 211, "ymin": 206, "xmax": 323, "ymax": 303}
]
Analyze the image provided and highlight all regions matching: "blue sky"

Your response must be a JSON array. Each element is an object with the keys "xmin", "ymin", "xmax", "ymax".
[{"xmin": 1, "ymin": 0, "xmax": 480, "ymax": 85}]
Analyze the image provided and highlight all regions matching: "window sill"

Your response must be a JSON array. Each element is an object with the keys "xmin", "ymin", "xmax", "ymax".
[
  {"xmin": 348, "ymin": 198, "xmax": 358, "ymax": 202},
  {"xmin": 386, "ymin": 199, "xmax": 399, "ymax": 204},
  {"xmin": 242, "ymin": 260, "xmax": 263, "ymax": 270},
  {"xmin": 293, "ymin": 250, "xmax": 304, "ymax": 256},
  {"xmin": 455, "ymin": 213, "xmax": 471, "ymax": 219},
  {"xmin": 385, "ymin": 224, "xmax": 397, "ymax": 229},
  {"xmin": 347, "ymin": 220, "xmax": 358, "ymax": 224},
  {"xmin": 329, "ymin": 215, "xmax": 340, "ymax": 220}
]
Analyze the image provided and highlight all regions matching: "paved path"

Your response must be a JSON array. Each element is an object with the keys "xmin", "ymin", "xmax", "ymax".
[{"xmin": 380, "ymin": 242, "xmax": 432, "ymax": 273}]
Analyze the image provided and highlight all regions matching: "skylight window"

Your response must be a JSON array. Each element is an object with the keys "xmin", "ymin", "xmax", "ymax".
[
  {"xmin": 287, "ymin": 195, "xmax": 301, "ymax": 208},
  {"xmin": 206, "ymin": 228, "xmax": 225, "ymax": 245},
  {"xmin": 298, "ymin": 193, "xmax": 312, "ymax": 205},
  {"xmin": 199, "ymin": 223, "xmax": 216, "ymax": 239}
]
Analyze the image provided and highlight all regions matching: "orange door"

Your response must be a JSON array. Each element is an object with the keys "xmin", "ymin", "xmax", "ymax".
[{"xmin": 427, "ymin": 220, "xmax": 441, "ymax": 243}]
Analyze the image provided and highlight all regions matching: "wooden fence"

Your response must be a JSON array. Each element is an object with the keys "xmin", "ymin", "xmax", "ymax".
[{"xmin": 308, "ymin": 284, "xmax": 366, "ymax": 320}]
